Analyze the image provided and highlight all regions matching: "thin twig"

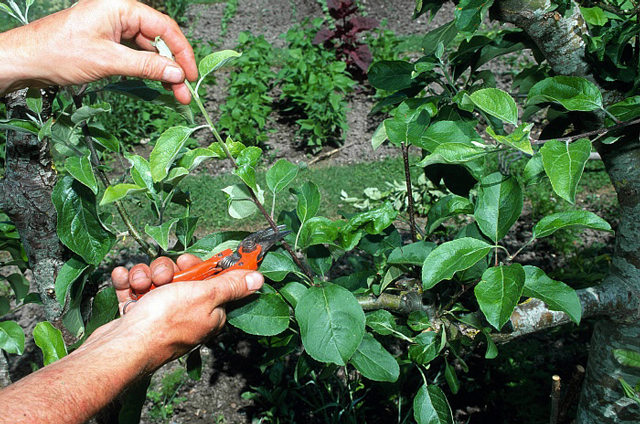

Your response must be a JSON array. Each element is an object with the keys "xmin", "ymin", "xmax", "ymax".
[
  {"xmin": 401, "ymin": 142, "xmax": 417, "ymax": 243},
  {"xmin": 558, "ymin": 365, "xmax": 586, "ymax": 423},
  {"xmin": 185, "ymin": 82, "xmax": 314, "ymax": 281},
  {"xmin": 70, "ymin": 89, "xmax": 156, "ymax": 257},
  {"xmin": 308, "ymin": 143, "xmax": 354, "ymax": 165},
  {"xmin": 532, "ymin": 117, "xmax": 640, "ymax": 145},
  {"xmin": 550, "ymin": 375, "xmax": 562, "ymax": 424}
]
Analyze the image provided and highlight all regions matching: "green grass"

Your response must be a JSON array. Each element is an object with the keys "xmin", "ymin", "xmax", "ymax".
[{"xmin": 119, "ymin": 155, "xmax": 417, "ymax": 235}]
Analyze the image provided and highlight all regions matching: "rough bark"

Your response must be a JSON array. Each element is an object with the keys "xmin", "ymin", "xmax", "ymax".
[
  {"xmin": 0, "ymin": 89, "xmax": 68, "ymax": 324},
  {"xmin": 490, "ymin": 0, "xmax": 640, "ymax": 421}
]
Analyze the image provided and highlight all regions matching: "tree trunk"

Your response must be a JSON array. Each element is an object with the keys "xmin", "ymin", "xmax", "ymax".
[
  {"xmin": 0, "ymin": 89, "xmax": 68, "ymax": 325},
  {"xmin": 490, "ymin": 0, "xmax": 640, "ymax": 421}
]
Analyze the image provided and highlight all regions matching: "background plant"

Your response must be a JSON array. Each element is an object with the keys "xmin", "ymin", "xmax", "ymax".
[
  {"xmin": 218, "ymin": 31, "xmax": 276, "ymax": 146},
  {"xmin": 277, "ymin": 19, "xmax": 356, "ymax": 150},
  {"xmin": 312, "ymin": 0, "xmax": 379, "ymax": 78}
]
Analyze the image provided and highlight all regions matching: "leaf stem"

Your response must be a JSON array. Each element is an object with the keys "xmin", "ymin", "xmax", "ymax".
[
  {"xmin": 70, "ymin": 89, "xmax": 156, "ymax": 258},
  {"xmin": 185, "ymin": 80, "xmax": 314, "ymax": 281}
]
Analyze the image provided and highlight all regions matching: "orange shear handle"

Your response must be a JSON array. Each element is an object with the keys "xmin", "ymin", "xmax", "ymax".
[{"xmin": 131, "ymin": 246, "xmax": 263, "ymax": 299}]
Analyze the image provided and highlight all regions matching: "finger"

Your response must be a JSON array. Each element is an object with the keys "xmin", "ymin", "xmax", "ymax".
[
  {"xmin": 207, "ymin": 270, "xmax": 264, "ymax": 306},
  {"xmin": 129, "ymin": 263, "xmax": 152, "ymax": 291},
  {"xmin": 171, "ymin": 82, "xmax": 192, "ymax": 105},
  {"xmin": 149, "ymin": 256, "xmax": 179, "ymax": 286},
  {"xmin": 176, "ymin": 253, "xmax": 203, "ymax": 271},
  {"xmin": 111, "ymin": 266, "xmax": 131, "ymax": 290},
  {"xmin": 107, "ymin": 43, "xmax": 186, "ymax": 84},
  {"xmin": 126, "ymin": 2, "xmax": 198, "ymax": 81}
]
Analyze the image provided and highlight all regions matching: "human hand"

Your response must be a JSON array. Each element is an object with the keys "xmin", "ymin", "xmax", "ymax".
[
  {"xmin": 110, "ymin": 255, "xmax": 264, "ymax": 371},
  {"xmin": 0, "ymin": 0, "xmax": 197, "ymax": 104}
]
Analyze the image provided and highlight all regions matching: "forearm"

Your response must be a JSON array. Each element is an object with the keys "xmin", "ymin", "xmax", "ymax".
[
  {"xmin": 0, "ymin": 26, "xmax": 41, "ymax": 95},
  {"xmin": 0, "ymin": 320, "xmax": 151, "ymax": 424}
]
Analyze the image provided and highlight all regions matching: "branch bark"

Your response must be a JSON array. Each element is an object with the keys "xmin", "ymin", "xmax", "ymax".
[{"xmin": 1, "ymin": 89, "xmax": 67, "ymax": 324}]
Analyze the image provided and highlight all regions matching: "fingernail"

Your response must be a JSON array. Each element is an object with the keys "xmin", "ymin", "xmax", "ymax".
[
  {"xmin": 162, "ymin": 65, "xmax": 183, "ymax": 83},
  {"xmin": 131, "ymin": 270, "xmax": 146, "ymax": 283},
  {"xmin": 245, "ymin": 272, "xmax": 264, "ymax": 291},
  {"xmin": 152, "ymin": 264, "xmax": 168, "ymax": 278}
]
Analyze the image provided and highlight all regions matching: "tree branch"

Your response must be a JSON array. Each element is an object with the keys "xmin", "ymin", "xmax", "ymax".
[{"xmin": 2, "ymin": 88, "xmax": 67, "ymax": 324}]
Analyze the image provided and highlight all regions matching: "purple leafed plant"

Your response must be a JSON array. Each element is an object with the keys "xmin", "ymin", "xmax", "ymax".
[{"xmin": 312, "ymin": 0, "xmax": 379, "ymax": 78}]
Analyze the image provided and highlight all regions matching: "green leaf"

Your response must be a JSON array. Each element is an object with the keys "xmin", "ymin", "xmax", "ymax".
[
  {"xmin": 366, "ymin": 310, "xmax": 398, "ymax": 336},
  {"xmin": 260, "ymin": 251, "xmax": 299, "ymax": 282},
  {"xmin": 455, "ymin": 0, "xmax": 494, "ymax": 34},
  {"xmin": 222, "ymin": 184, "xmax": 262, "ymax": 219},
  {"xmin": 422, "ymin": 238, "xmax": 492, "ymax": 289},
  {"xmin": 581, "ymin": 7, "xmax": 608, "ymax": 26},
  {"xmin": 176, "ymin": 217, "xmax": 199, "ymax": 249},
  {"xmin": 475, "ymin": 264, "xmax": 525, "ymax": 330},
  {"xmin": 149, "ymin": 126, "xmax": 198, "ymax": 182},
  {"xmin": 279, "ymin": 281, "xmax": 308, "ymax": 309},
  {"xmin": 342, "ymin": 202, "xmax": 398, "ymax": 235},
  {"xmin": 422, "ymin": 21, "xmax": 458, "ymax": 56},
  {"xmin": 227, "ymin": 293, "xmax": 290, "ymax": 336},
  {"xmin": 368, "ymin": 60, "xmax": 415, "ymax": 91},
  {"xmin": 523, "ymin": 154, "xmax": 545, "ymax": 187},
  {"xmin": 65, "ymin": 154, "xmax": 98, "ymax": 195},
  {"xmin": 527, "ymin": 76, "xmax": 603, "ymax": 111},
  {"xmin": 523, "ymin": 266, "xmax": 582, "ymax": 324},
  {"xmin": 178, "ymin": 148, "xmax": 219, "ymax": 170},
  {"xmin": 298, "ymin": 217, "xmax": 341, "ymax": 249},
  {"xmin": 71, "ymin": 103, "xmax": 111, "ymax": 125},
  {"xmin": 33, "ymin": 322, "xmax": 68, "ymax": 366},
  {"xmin": 415, "ymin": 142, "xmax": 487, "ymax": 178},
  {"xmin": 26, "ymin": 88, "xmax": 43, "ymax": 115},
  {"xmin": 53, "ymin": 176, "xmax": 115, "ymax": 265},
  {"xmin": 614, "ymin": 349, "xmax": 640, "ymax": 368},
  {"xmin": 409, "ymin": 331, "xmax": 440, "ymax": 365},
  {"xmin": 124, "ymin": 153, "xmax": 154, "ymax": 193},
  {"xmin": 0, "ymin": 321, "xmax": 25, "ymax": 355},
  {"xmin": 445, "ymin": 359, "xmax": 460, "ymax": 394},
  {"xmin": 607, "ymin": 96, "xmax": 640, "ymax": 122},
  {"xmin": 296, "ymin": 283, "xmax": 365, "ymax": 365},
  {"xmin": 540, "ymin": 139, "xmax": 591, "ymax": 203},
  {"xmin": 483, "ymin": 329, "xmax": 498, "ymax": 359},
  {"xmin": 350, "ymin": 333, "xmax": 400, "ymax": 382},
  {"xmin": 416, "ymin": 120, "xmax": 481, "ymax": 152},
  {"xmin": 55, "ymin": 255, "xmax": 90, "ymax": 307},
  {"xmin": 469, "ymin": 88, "xmax": 518, "ymax": 125},
  {"xmin": 6, "ymin": 273, "xmax": 29, "ymax": 302},
  {"xmin": 85, "ymin": 287, "xmax": 118, "ymax": 337},
  {"xmin": 292, "ymin": 182, "xmax": 321, "ymax": 224},
  {"xmin": 210, "ymin": 137, "xmax": 246, "ymax": 159},
  {"xmin": 533, "ymin": 211, "xmax": 611, "ymax": 239},
  {"xmin": 474, "ymin": 173, "xmax": 523, "ymax": 242},
  {"xmin": 388, "ymin": 241, "xmax": 437, "ymax": 265},
  {"xmin": 266, "ymin": 159, "xmax": 298, "ymax": 194},
  {"xmin": 426, "ymin": 195, "xmax": 474, "ymax": 235},
  {"xmin": 233, "ymin": 146, "xmax": 262, "ymax": 191},
  {"xmin": 486, "ymin": 123, "xmax": 534, "ymax": 155},
  {"xmin": 414, "ymin": 384, "xmax": 454, "ymax": 424},
  {"xmin": 198, "ymin": 50, "xmax": 242, "ymax": 82},
  {"xmin": 0, "ymin": 118, "xmax": 39, "ymax": 135},
  {"xmin": 89, "ymin": 126, "xmax": 120, "ymax": 153},
  {"xmin": 100, "ymin": 184, "xmax": 146, "ymax": 206},
  {"xmin": 0, "ymin": 297, "xmax": 9, "ymax": 315},
  {"xmin": 145, "ymin": 218, "xmax": 180, "ymax": 251}
]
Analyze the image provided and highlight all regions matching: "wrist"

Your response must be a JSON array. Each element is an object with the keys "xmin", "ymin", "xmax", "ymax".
[{"xmin": 0, "ymin": 26, "xmax": 42, "ymax": 95}]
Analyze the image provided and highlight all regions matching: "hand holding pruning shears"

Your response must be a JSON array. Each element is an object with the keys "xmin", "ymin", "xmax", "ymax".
[{"xmin": 112, "ymin": 225, "xmax": 289, "ymax": 315}]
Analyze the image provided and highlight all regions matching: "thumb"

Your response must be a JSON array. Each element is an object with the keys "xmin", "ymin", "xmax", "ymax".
[
  {"xmin": 208, "ymin": 270, "xmax": 264, "ymax": 305},
  {"xmin": 109, "ymin": 44, "xmax": 185, "ymax": 84}
]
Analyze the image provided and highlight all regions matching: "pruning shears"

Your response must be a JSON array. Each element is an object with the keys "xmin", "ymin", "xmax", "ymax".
[{"xmin": 129, "ymin": 225, "xmax": 290, "ymax": 302}]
